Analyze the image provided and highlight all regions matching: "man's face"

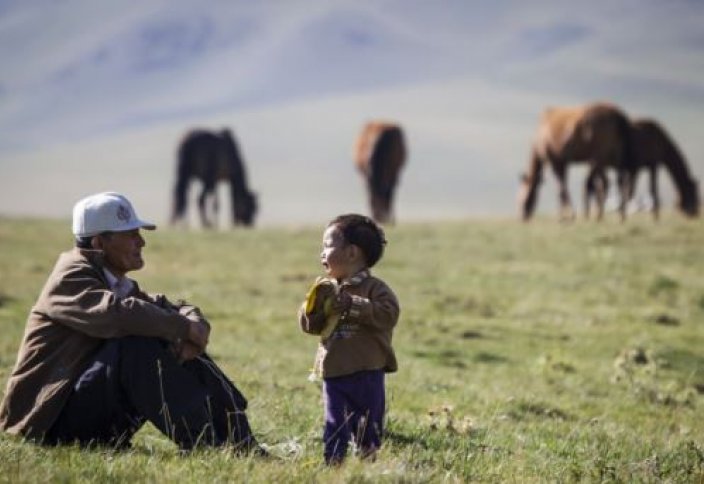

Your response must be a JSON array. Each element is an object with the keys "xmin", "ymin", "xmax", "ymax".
[{"xmin": 96, "ymin": 229, "xmax": 145, "ymax": 277}]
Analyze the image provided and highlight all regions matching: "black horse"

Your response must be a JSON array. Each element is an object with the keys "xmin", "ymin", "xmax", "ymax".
[{"xmin": 171, "ymin": 128, "xmax": 257, "ymax": 228}]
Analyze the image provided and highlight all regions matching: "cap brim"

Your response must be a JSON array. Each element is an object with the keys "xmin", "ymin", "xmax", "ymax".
[{"xmin": 113, "ymin": 219, "xmax": 156, "ymax": 232}]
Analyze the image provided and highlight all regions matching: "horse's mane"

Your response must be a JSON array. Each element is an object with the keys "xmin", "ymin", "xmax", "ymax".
[
  {"xmin": 636, "ymin": 119, "xmax": 695, "ymax": 187},
  {"xmin": 219, "ymin": 129, "xmax": 249, "ymax": 194}
]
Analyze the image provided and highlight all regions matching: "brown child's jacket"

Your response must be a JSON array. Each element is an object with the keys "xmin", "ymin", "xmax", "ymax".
[{"xmin": 299, "ymin": 270, "xmax": 399, "ymax": 379}]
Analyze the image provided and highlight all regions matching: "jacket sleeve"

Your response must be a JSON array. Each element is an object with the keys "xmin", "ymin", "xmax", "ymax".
[
  {"xmin": 36, "ymin": 260, "xmax": 190, "ymax": 342},
  {"xmin": 148, "ymin": 292, "xmax": 211, "ymax": 331},
  {"xmin": 345, "ymin": 279, "xmax": 399, "ymax": 331}
]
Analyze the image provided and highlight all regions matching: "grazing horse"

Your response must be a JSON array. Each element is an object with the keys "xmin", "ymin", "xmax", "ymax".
[
  {"xmin": 171, "ymin": 128, "xmax": 257, "ymax": 228},
  {"xmin": 585, "ymin": 118, "xmax": 699, "ymax": 219},
  {"xmin": 355, "ymin": 121, "xmax": 407, "ymax": 224},
  {"xmin": 518, "ymin": 102, "xmax": 636, "ymax": 222}
]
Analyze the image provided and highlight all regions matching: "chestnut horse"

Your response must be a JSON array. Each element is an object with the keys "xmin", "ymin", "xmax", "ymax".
[
  {"xmin": 171, "ymin": 128, "xmax": 257, "ymax": 228},
  {"xmin": 585, "ymin": 118, "xmax": 699, "ymax": 219},
  {"xmin": 518, "ymin": 102, "xmax": 636, "ymax": 221},
  {"xmin": 355, "ymin": 121, "xmax": 407, "ymax": 224}
]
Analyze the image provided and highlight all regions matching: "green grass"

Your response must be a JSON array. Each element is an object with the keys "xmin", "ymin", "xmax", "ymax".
[{"xmin": 0, "ymin": 214, "xmax": 703, "ymax": 482}]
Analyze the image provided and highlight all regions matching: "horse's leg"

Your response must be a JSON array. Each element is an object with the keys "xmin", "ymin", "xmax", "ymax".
[
  {"xmin": 649, "ymin": 165, "xmax": 659, "ymax": 220},
  {"xmin": 198, "ymin": 153, "xmax": 219, "ymax": 229},
  {"xmin": 616, "ymin": 168, "xmax": 635, "ymax": 222},
  {"xmin": 584, "ymin": 168, "xmax": 597, "ymax": 220},
  {"xmin": 594, "ymin": 169, "xmax": 608, "ymax": 221},
  {"xmin": 198, "ymin": 185, "xmax": 213, "ymax": 229},
  {"xmin": 212, "ymin": 185, "xmax": 220, "ymax": 227},
  {"xmin": 551, "ymin": 161, "xmax": 573, "ymax": 221},
  {"xmin": 627, "ymin": 170, "xmax": 638, "ymax": 201},
  {"xmin": 615, "ymin": 170, "xmax": 626, "ymax": 222}
]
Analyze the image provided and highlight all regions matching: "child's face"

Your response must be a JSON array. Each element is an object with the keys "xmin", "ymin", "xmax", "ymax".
[{"xmin": 320, "ymin": 225, "xmax": 363, "ymax": 280}]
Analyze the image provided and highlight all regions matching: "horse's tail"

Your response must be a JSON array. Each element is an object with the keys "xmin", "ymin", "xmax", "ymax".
[
  {"xmin": 518, "ymin": 147, "xmax": 543, "ymax": 221},
  {"xmin": 171, "ymin": 140, "xmax": 191, "ymax": 223}
]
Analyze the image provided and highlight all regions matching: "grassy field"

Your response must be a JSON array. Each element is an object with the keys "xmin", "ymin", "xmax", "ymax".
[{"xmin": 0, "ymin": 214, "xmax": 703, "ymax": 482}]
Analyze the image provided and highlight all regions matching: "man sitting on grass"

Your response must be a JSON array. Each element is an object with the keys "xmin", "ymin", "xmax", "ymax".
[{"xmin": 0, "ymin": 192, "xmax": 264, "ymax": 454}]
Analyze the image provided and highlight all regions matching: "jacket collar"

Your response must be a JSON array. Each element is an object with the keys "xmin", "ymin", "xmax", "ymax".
[
  {"xmin": 74, "ymin": 247, "xmax": 105, "ymax": 267},
  {"xmin": 71, "ymin": 247, "xmax": 141, "ymax": 297},
  {"xmin": 340, "ymin": 269, "xmax": 370, "ymax": 287}
]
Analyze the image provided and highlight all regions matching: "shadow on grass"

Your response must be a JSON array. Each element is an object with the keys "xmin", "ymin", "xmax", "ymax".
[
  {"xmin": 657, "ymin": 347, "xmax": 704, "ymax": 390},
  {"xmin": 0, "ymin": 292, "xmax": 13, "ymax": 308},
  {"xmin": 385, "ymin": 426, "xmax": 512, "ymax": 461},
  {"xmin": 385, "ymin": 429, "xmax": 433, "ymax": 451},
  {"xmin": 412, "ymin": 349, "xmax": 507, "ymax": 368},
  {"xmin": 473, "ymin": 352, "xmax": 507, "ymax": 364},
  {"xmin": 503, "ymin": 399, "xmax": 573, "ymax": 421},
  {"xmin": 460, "ymin": 330, "xmax": 483, "ymax": 339}
]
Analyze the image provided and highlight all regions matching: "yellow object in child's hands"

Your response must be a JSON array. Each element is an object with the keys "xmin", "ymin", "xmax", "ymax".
[
  {"xmin": 304, "ymin": 277, "xmax": 340, "ymax": 339},
  {"xmin": 304, "ymin": 277, "xmax": 335, "ymax": 314}
]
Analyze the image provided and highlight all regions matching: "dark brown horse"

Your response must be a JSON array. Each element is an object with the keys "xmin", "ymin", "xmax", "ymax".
[
  {"xmin": 171, "ymin": 128, "xmax": 257, "ymax": 228},
  {"xmin": 518, "ymin": 102, "xmax": 636, "ymax": 222},
  {"xmin": 355, "ymin": 121, "xmax": 407, "ymax": 224},
  {"xmin": 585, "ymin": 118, "xmax": 699, "ymax": 219}
]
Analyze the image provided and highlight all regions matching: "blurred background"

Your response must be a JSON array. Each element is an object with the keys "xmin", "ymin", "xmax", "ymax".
[{"xmin": 0, "ymin": 0, "xmax": 702, "ymax": 227}]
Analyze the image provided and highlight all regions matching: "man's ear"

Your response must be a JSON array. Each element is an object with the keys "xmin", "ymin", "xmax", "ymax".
[{"xmin": 90, "ymin": 236, "xmax": 102, "ymax": 250}]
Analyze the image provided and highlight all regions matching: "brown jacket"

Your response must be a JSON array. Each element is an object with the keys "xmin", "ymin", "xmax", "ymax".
[
  {"xmin": 299, "ymin": 271, "xmax": 399, "ymax": 378},
  {"xmin": 0, "ymin": 248, "xmax": 197, "ymax": 440}
]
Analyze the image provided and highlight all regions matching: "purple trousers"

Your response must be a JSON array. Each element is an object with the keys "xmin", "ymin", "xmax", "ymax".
[{"xmin": 322, "ymin": 369, "xmax": 385, "ymax": 463}]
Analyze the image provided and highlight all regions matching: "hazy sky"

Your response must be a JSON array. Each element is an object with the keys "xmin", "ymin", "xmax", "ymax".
[{"xmin": 1, "ymin": 0, "xmax": 702, "ymax": 226}]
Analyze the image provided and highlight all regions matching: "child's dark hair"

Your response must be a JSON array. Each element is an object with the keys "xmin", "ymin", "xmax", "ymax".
[{"xmin": 329, "ymin": 214, "xmax": 387, "ymax": 268}]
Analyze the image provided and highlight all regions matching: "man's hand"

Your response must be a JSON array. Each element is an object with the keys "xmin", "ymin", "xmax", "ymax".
[
  {"xmin": 187, "ymin": 319, "xmax": 210, "ymax": 351},
  {"xmin": 175, "ymin": 320, "xmax": 209, "ymax": 363},
  {"xmin": 176, "ymin": 340, "xmax": 203, "ymax": 362}
]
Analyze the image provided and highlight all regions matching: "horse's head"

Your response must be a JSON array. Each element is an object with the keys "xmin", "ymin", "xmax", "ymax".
[
  {"xmin": 370, "ymin": 192, "xmax": 392, "ymax": 224},
  {"xmin": 679, "ymin": 177, "xmax": 700, "ymax": 217},
  {"xmin": 233, "ymin": 191, "xmax": 258, "ymax": 226},
  {"xmin": 515, "ymin": 143, "xmax": 546, "ymax": 221},
  {"xmin": 518, "ymin": 160, "xmax": 544, "ymax": 222}
]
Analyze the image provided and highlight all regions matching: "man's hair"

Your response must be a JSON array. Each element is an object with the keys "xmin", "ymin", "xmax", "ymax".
[
  {"xmin": 75, "ymin": 232, "xmax": 113, "ymax": 249},
  {"xmin": 329, "ymin": 214, "xmax": 387, "ymax": 268}
]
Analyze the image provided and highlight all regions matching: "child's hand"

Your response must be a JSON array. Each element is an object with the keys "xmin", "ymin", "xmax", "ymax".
[{"xmin": 330, "ymin": 291, "xmax": 352, "ymax": 314}]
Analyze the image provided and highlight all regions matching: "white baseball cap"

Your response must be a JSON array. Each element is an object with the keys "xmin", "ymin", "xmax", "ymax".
[{"xmin": 72, "ymin": 192, "xmax": 156, "ymax": 237}]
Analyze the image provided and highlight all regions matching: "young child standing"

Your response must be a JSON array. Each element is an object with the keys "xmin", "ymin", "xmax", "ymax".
[{"xmin": 298, "ymin": 214, "xmax": 400, "ymax": 465}]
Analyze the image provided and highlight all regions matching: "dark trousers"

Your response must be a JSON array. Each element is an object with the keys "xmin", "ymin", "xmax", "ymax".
[
  {"xmin": 46, "ymin": 337, "xmax": 256, "ymax": 451},
  {"xmin": 322, "ymin": 369, "xmax": 385, "ymax": 463}
]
